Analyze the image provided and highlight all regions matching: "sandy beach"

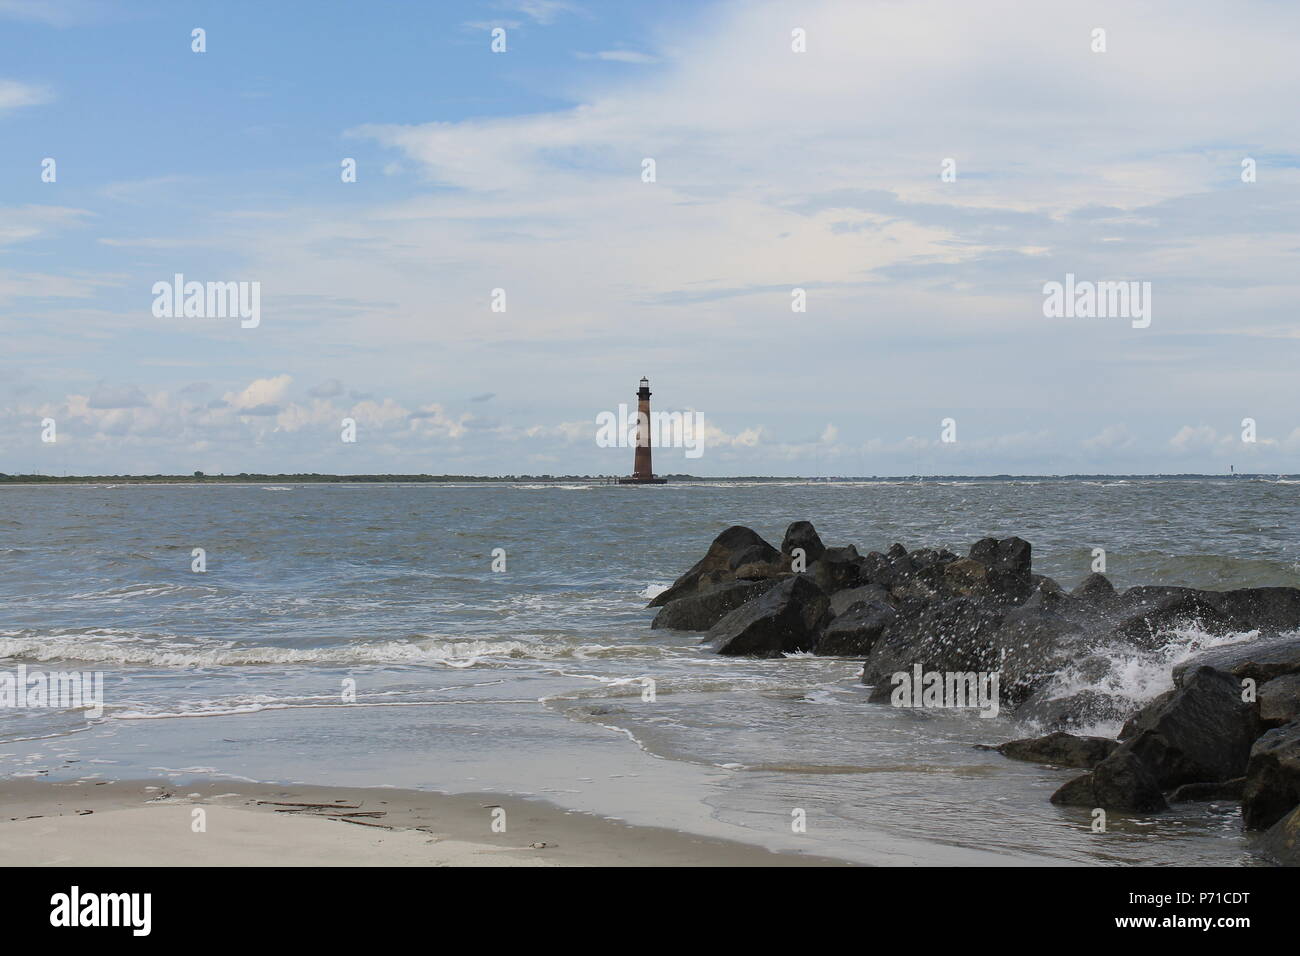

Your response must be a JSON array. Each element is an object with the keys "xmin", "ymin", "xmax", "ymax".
[{"xmin": 0, "ymin": 777, "xmax": 850, "ymax": 867}]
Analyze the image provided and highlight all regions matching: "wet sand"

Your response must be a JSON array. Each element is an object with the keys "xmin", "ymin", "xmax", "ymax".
[{"xmin": 0, "ymin": 777, "xmax": 853, "ymax": 866}]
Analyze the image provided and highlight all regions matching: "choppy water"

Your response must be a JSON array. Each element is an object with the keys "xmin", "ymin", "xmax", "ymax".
[{"xmin": 2, "ymin": 479, "xmax": 1297, "ymax": 864}]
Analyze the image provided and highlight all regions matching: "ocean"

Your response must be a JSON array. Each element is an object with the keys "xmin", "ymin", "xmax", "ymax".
[{"xmin": 2, "ymin": 479, "xmax": 1296, "ymax": 865}]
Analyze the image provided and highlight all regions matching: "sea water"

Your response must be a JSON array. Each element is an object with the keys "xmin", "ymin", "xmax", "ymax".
[{"xmin": 1, "ymin": 479, "xmax": 1295, "ymax": 865}]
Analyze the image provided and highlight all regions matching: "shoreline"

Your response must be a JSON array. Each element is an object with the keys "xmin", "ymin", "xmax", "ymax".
[
  {"xmin": 0, "ymin": 776, "xmax": 853, "ymax": 867},
  {"xmin": 0, "ymin": 474, "xmax": 1285, "ymax": 487}
]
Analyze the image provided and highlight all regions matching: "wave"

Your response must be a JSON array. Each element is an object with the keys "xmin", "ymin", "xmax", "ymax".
[
  {"xmin": 543, "ymin": 662, "xmax": 858, "ymax": 706},
  {"xmin": 66, "ymin": 582, "xmax": 224, "ymax": 601},
  {"xmin": 0, "ymin": 629, "xmax": 668, "ymax": 669},
  {"xmin": 110, "ymin": 684, "xmax": 508, "ymax": 720},
  {"xmin": 1028, "ymin": 625, "xmax": 1264, "ymax": 736},
  {"xmin": 510, "ymin": 483, "xmax": 598, "ymax": 490}
]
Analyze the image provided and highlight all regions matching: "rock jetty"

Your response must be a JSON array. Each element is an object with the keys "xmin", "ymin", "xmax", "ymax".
[{"xmin": 648, "ymin": 521, "xmax": 1300, "ymax": 864}]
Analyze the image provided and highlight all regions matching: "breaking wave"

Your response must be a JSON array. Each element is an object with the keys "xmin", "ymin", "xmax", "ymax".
[
  {"xmin": 0, "ymin": 629, "xmax": 669, "ymax": 669},
  {"xmin": 1027, "ymin": 625, "xmax": 1266, "ymax": 736}
]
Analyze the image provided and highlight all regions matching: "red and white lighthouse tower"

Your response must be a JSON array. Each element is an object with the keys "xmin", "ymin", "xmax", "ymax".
[{"xmin": 618, "ymin": 376, "xmax": 667, "ymax": 484}]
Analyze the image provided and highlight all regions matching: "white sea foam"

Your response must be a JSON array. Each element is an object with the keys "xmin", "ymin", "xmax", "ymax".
[
  {"xmin": 511, "ymin": 483, "xmax": 596, "ymax": 490},
  {"xmin": 0, "ymin": 629, "xmax": 665, "ymax": 669},
  {"xmin": 66, "ymin": 582, "xmax": 221, "ymax": 601},
  {"xmin": 1034, "ymin": 625, "xmax": 1262, "ymax": 736},
  {"xmin": 541, "ymin": 666, "xmax": 855, "ymax": 704},
  {"xmin": 114, "ymin": 695, "xmax": 462, "ymax": 721}
]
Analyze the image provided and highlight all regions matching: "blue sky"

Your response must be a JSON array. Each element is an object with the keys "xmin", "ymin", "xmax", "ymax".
[{"xmin": 3, "ymin": 0, "xmax": 1300, "ymax": 476}]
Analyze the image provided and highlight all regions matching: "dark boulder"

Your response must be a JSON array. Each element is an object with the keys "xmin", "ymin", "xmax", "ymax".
[
  {"xmin": 892, "ymin": 551, "xmax": 957, "ymax": 600},
  {"xmin": 652, "ymin": 569, "xmax": 730, "ymax": 608},
  {"xmin": 1120, "ymin": 585, "xmax": 1203, "ymax": 608},
  {"xmin": 993, "ymin": 605, "xmax": 1087, "ymax": 704},
  {"xmin": 828, "ymin": 584, "xmax": 894, "ymax": 618},
  {"xmin": 807, "ymin": 545, "xmax": 864, "ymax": 595},
  {"xmin": 1119, "ymin": 690, "xmax": 1173, "ymax": 740},
  {"xmin": 1119, "ymin": 665, "xmax": 1261, "ymax": 789},
  {"xmin": 941, "ymin": 557, "xmax": 992, "ymax": 597},
  {"xmin": 648, "ymin": 526, "xmax": 779, "ymax": 608},
  {"xmin": 908, "ymin": 548, "xmax": 956, "ymax": 572},
  {"xmin": 815, "ymin": 601, "xmax": 896, "ymax": 656},
  {"xmin": 857, "ymin": 550, "xmax": 894, "ymax": 587},
  {"xmin": 1048, "ymin": 774, "xmax": 1095, "ymax": 807},
  {"xmin": 1260, "ymin": 674, "xmax": 1300, "ymax": 726},
  {"xmin": 779, "ymin": 520, "xmax": 825, "ymax": 569},
  {"xmin": 879, "ymin": 550, "xmax": 918, "ymax": 587},
  {"xmin": 890, "ymin": 574, "xmax": 944, "ymax": 602},
  {"xmin": 650, "ymin": 578, "xmax": 779, "ymax": 632},
  {"xmin": 876, "ymin": 546, "xmax": 957, "ymax": 597},
  {"xmin": 1092, "ymin": 750, "xmax": 1170, "ymax": 812},
  {"xmin": 1021, "ymin": 576, "xmax": 1070, "ymax": 612},
  {"xmin": 705, "ymin": 574, "xmax": 829, "ymax": 657},
  {"xmin": 1174, "ymin": 632, "xmax": 1300, "ymax": 686},
  {"xmin": 1051, "ymin": 748, "xmax": 1168, "ymax": 813},
  {"xmin": 968, "ymin": 536, "xmax": 1029, "ymax": 571},
  {"xmin": 1115, "ymin": 587, "xmax": 1242, "ymax": 648},
  {"xmin": 728, "ymin": 542, "xmax": 781, "ymax": 571},
  {"xmin": 1071, "ymin": 572, "xmax": 1116, "ymax": 603},
  {"xmin": 861, "ymin": 598, "xmax": 1006, "ymax": 701},
  {"xmin": 862, "ymin": 597, "xmax": 1083, "ymax": 706},
  {"xmin": 967, "ymin": 536, "xmax": 1033, "ymax": 602},
  {"xmin": 1208, "ymin": 587, "xmax": 1300, "ymax": 634},
  {"xmin": 1015, "ymin": 687, "xmax": 1138, "ymax": 734},
  {"xmin": 732, "ymin": 560, "xmax": 786, "ymax": 581},
  {"xmin": 1168, "ymin": 778, "xmax": 1245, "ymax": 802},
  {"xmin": 1242, "ymin": 720, "xmax": 1300, "ymax": 830},
  {"xmin": 994, "ymin": 731, "xmax": 1118, "ymax": 769},
  {"xmin": 1261, "ymin": 805, "xmax": 1300, "ymax": 866}
]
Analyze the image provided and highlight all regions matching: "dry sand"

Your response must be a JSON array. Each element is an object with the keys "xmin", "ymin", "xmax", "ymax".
[{"xmin": 0, "ymin": 777, "xmax": 851, "ymax": 866}]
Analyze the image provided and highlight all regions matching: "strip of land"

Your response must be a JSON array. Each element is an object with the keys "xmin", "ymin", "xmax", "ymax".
[
  {"xmin": 0, "ymin": 473, "xmax": 1280, "ymax": 484},
  {"xmin": 0, "ymin": 777, "xmax": 850, "ymax": 867}
]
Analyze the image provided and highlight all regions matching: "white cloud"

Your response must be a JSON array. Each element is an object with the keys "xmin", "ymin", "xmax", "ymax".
[
  {"xmin": 462, "ymin": 19, "xmax": 523, "ymax": 31},
  {"xmin": 702, "ymin": 420, "xmax": 764, "ymax": 449},
  {"xmin": 0, "ymin": 0, "xmax": 98, "ymax": 26},
  {"xmin": 0, "ymin": 270, "xmax": 118, "ymax": 305},
  {"xmin": 1084, "ymin": 424, "xmax": 1135, "ymax": 450},
  {"xmin": 508, "ymin": 0, "xmax": 578, "ymax": 25},
  {"xmin": 1166, "ymin": 424, "xmax": 1274, "ymax": 456},
  {"xmin": 0, "ymin": 205, "xmax": 91, "ymax": 245},
  {"xmin": 0, "ymin": 78, "xmax": 51, "ymax": 111},
  {"xmin": 308, "ymin": 378, "xmax": 345, "ymax": 398},
  {"xmin": 88, "ymin": 383, "xmax": 148, "ymax": 409},
  {"xmin": 225, "ymin": 375, "xmax": 292, "ymax": 412},
  {"xmin": 327, "ymin": 0, "xmax": 1300, "ymax": 366},
  {"xmin": 10, "ymin": 0, "xmax": 1300, "ymax": 475},
  {"xmin": 578, "ymin": 50, "xmax": 658, "ymax": 64},
  {"xmin": 407, "ymin": 403, "xmax": 470, "ymax": 438}
]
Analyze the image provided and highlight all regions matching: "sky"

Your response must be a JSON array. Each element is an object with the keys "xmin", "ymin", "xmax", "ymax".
[{"xmin": 2, "ymin": 0, "xmax": 1299, "ymax": 477}]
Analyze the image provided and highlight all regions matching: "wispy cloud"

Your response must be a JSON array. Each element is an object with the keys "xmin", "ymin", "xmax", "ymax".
[
  {"xmin": 0, "ymin": 78, "xmax": 51, "ymax": 112},
  {"xmin": 0, "ymin": 0, "xmax": 98, "ymax": 27},
  {"xmin": 508, "ymin": 0, "xmax": 580, "ymax": 25},
  {"xmin": 576, "ymin": 50, "xmax": 657, "ymax": 64},
  {"xmin": 0, "ymin": 205, "xmax": 91, "ymax": 245},
  {"xmin": 7, "ymin": 0, "xmax": 1300, "ymax": 474}
]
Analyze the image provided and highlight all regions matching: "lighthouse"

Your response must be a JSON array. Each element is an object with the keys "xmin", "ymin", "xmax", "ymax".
[{"xmin": 617, "ymin": 376, "xmax": 668, "ymax": 484}]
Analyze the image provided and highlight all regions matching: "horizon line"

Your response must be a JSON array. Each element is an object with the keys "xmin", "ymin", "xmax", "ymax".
[{"xmin": 0, "ymin": 472, "xmax": 1293, "ymax": 483}]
